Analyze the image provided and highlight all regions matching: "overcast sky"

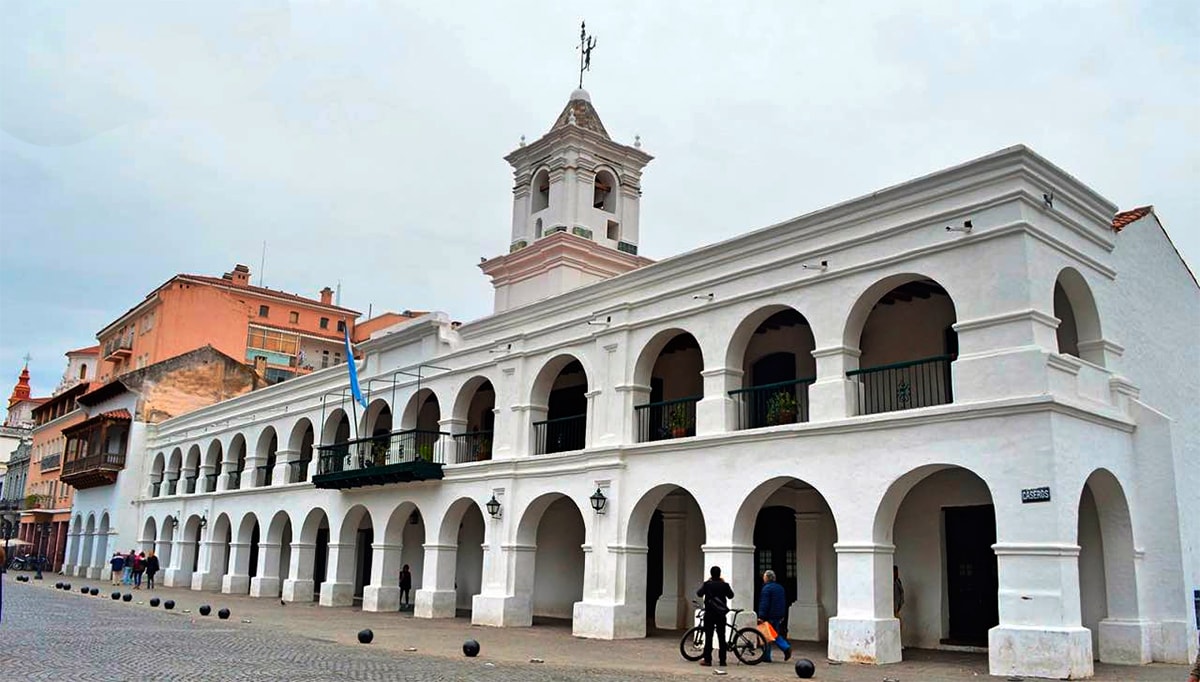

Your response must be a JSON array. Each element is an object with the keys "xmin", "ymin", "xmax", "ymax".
[{"xmin": 1, "ymin": 1, "xmax": 1197, "ymax": 398}]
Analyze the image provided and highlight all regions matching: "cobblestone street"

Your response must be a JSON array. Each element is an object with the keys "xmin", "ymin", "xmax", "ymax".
[{"xmin": 0, "ymin": 577, "xmax": 1187, "ymax": 681}]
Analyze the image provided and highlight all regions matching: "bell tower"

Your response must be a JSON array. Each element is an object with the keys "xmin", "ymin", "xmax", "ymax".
[{"xmin": 481, "ymin": 87, "xmax": 654, "ymax": 312}]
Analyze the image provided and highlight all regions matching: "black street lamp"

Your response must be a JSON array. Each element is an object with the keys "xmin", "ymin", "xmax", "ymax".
[
  {"xmin": 589, "ymin": 488, "xmax": 607, "ymax": 515},
  {"xmin": 486, "ymin": 494, "xmax": 501, "ymax": 519},
  {"xmin": 34, "ymin": 521, "xmax": 52, "ymax": 579}
]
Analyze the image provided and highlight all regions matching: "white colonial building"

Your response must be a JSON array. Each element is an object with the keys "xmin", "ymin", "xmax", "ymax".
[{"xmin": 62, "ymin": 89, "xmax": 1197, "ymax": 679}]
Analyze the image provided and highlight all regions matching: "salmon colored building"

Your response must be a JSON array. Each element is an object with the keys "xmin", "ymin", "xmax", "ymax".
[{"xmin": 96, "ymin": 263, "xmax": 362, "ymax": 384}]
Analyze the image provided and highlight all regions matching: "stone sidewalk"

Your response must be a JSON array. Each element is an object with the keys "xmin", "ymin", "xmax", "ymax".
[{"xmin": 17, "ymin": 575, "xmax": 1189, "ymax": 680}]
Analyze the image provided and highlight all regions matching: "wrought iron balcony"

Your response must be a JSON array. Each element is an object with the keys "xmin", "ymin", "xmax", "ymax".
[
  {"xmin": 533, "ymin": 414, "xmax": 586, "ymax": 455},
  {"xmin": 227, "ymin": 471, "xmax": 242, "ymax": 490},
  {"xmin": 166, "ymin": 480, "xmax": 178, "ymax": 496},
  {"xmin": 102, "ymin": 336, "xmax": 134, "ymax": 361},
  {"xmin": 452, "ymin": 431, "xmax": 493, "ymax": 463},
  {"xmin": 258, "ymin": 464, "xmax": 272, "ymax": 487},
  {"xmin": 313, "ymin": 430, "xmax": 447, "ymax": 489},
  {"xmin": 847, "ymin": 355, "xmax": 954, "ymax": 416},
  {"xmin": 150, "ymin": 482, "xmax": 161, "ymax": 498},
  {"xmin": 205, "ymin": 473, "xmax": 218, "ymax": 492},
  {"xmin": 635, "ymin": 396, "xmax": 700, "ymax": 443},
  {"xmin": 184, "ymin": 477, "xmax": 197, "ymax": 494},
  {"xmin": 728, "ymin": 378, "xmax": 815, "ymax": 431}
]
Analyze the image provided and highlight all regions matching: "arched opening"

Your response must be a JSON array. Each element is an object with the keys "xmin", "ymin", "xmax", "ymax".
[
  {"xmin": 453, "ymin": 377, "xmax": 496, "ymax": 463},
  {"xmin": 256, "ymin": 427, "xmax": 278, "ymax": 486},
  {"xmin": 531, "ymin": 355, "xmax": 589, "ymax": 455},
  {"xmin": 726, "ymin": 306, "xmax": 817, "ymax": 430},
  {"xmin": 181, "ymin": 515, "xmax": 202, "ymax": 577},
  {"xmin": 535, "ymin": 217, "xmax": 544, "ymax": 239},
  {"xmin": 211, "ymin": 513, "xmax": 232, "ymax": 590},
  {"xmin": 69, "ymin": 514, "xmax": 84, "ymax": 568},
  {"xmin": 149, "ymin": 452, "xmax": 165, "ymax": 497},
  {"xmin": 1054, "ymin": 268, "xmax": 1105, "ymax": 366},
  {"xmin": 258, "ymin": 511, "xmax": 293, "ymax": 599},
  {"xmin": 183, "ymin": 445, "xmax": 201, "ymax": 494},
  {"xmin": 434, "ymin": 498, "xmax": 486, "ymax": 617},
  {"xmin": 334, "ymin": 506, "xmax": 374, "ymax": 606},
  {"xmin": 1077, "ymin": 469, "xmax": 1144, "ymax": 663},
  {"xmin": 288, "ymin": 419, "xmax": 315, "ymax": 483},
  {"xmin": 362, "ymin": 399, "xmax": 393, "ymax": 437},
  {"xmin": 226, "ymin": 434, "xmax": 247, "ymax": 490},
  {"xmin": 225, "ymin": 513, "xmax": 260, "ymax": 596},
  {"xmin": 158, "ymin": 515, "xmax": 175, "ymax": 568},
  {"xmin": 298, "ymin": 508, "xmax": 330, "ymax": 602},
  {"xmin": 141, "ymin": 516, "xmax": 158, "ymax": 555},
  {"xmin": 515, "ymin": 493, "xmax": 586, "ymax": 625},
  {"xmin": 734, "ymin": 477, "xmax": 838, "ymax": 644},
  {"xmin": 593, "ymin": 169, "xmax": 617, "ymax": 212},
  {"xmin": 876, "ymin": 465, "xmax": 997, "ymax": 650},
  {"xmin": 633, "ymin": 330, "xmax": 704, "ymax": 442},
  {"xmin": 373, "ymin": 503, "xmax": 425, "ymax": 613},
  {"xmin": 82, "ymin": 514, "xmax": 96, "ymax": 574},
  {"xmin": 96, "ymin": 513, "xmax": 111, "ymax": 571},
  {"xmin": 398, "ymin": 389, "xmax": 443, "ymax": 464},
  {"xmin": 626, "ymin": 485, "xmax": 707, "ymax": 635},
  {"xmin": 531, "ymin": 169, "xmax": 550, "ymax": 213},
  {"xmin": 847, "ymin": 276, "xmax": 957, "ymax": 415},
  {"xmin": 166, "ymin": 448, "xmax": 182, "ymax": 495},
  {"xmin": 203, "ymin": 440, "xmax": 223, "ymax": 492},
  {"xmin": 318, "ymin": 408, "xmax": 352, "ymax": 476}
]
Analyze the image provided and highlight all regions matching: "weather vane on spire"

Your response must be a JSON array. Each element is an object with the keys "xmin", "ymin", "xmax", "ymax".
[{"xmin": 577, "ymin": 21, "xmax": 596, "ymax": 89}]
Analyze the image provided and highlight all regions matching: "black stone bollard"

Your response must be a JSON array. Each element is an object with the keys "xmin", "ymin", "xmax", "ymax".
[
  {"xmin": 794, "ymin": 657, "xmax": 816, "ymax": 678},
  {"xmin": 122, "ymin": 593, "xmax": 133, "ymax": 602},
  {"xmin": 80, "ymin": 586, "xmax": 89, "ymax": 594},
  {"xmin": 63, "ymin": 583, "xmax": 71, "ymax": 591},
  {"xmin": 199, "ymin": 605, "xmax": 211, "ymax": 616},
  {"xmin": 55, "ymin": 582, "xmax": 63, "ymax": 589},
  {"xmin": 164, "ymin": 600, "xmax": 175, "ymax": 610},
  {"xmin": 462, "ymin": 639, "xmax": 480, "ymax": 657},
  {"xmin": 90, "ymin": 587, "xmax": 99, "ymax": 595},
  {"xmin": 111, "ymin": 591, "xmax": 121, "ymax": 600},
  {"xmin": 357, "ymin": 629, "xmax": 373, "ymax": 644},
  {"xmin": 217, "ymin": 608, "xmax": 231, "ymax": 620},
  {"xmin": 150, "ymin": 598, "xmax": 161, "ymax": 607}
]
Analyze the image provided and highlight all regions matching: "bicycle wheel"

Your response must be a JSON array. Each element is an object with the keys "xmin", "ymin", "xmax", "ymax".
[
  {"xmin": 732, "ymin": 627, "xmax": 767, "ymax": 665},
  {"xmin": 680, "ymin": 626, "xmax": 705, "ymax": 661}
]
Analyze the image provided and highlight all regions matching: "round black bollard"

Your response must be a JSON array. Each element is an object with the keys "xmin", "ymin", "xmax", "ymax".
[
  {"xmin": 111, "ymin": 591, "xmax": 121, "ymax": 600},
  {"xmin": 199, "ymin": 605, "xmax": 211, "ymax": 616},
  {"xmin": 164, "ymin": 600, "xmax": 175, "ymax": 610},
  {"xmin": 63, "ymin": 583, "xmax": 71, "ymax": 591},
  {"xmin": 90, "ymin": 587, "xmax": 99, "ymax": 596},
  {"xmin": 150, "ymin": 598, "xmax": 161, "ymax": 607},
  {"xmin": 217, "ymin": 608, "xmax": 231, "ymax": 620},
  {"xmin": 122, "ymin": 593, "xmax": 133, "ymax": 602},
  {"xmin": 357, "ymin": 629, "xmax": 373, "ymax": 644},
  {"xmin": 462, "ymin": 639, "xmax": 480, "ymax": 657},
  {"xmin": 80, "ymin": 586, "xmax": 89, "ymax": 594},
  {"xmin": 55, "ymin": 582, "xmax": 63, "ymax": 589},
  {"xmin": 794, "ymin": 657, "xmax": 816, "ymax": 679}
]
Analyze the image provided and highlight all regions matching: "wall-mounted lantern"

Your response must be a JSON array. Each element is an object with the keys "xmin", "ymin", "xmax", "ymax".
[
  {"xmin": 486, "ymin": 494, "xmax": 502, "ymax": 520},
  {"xmin": 589, "ymin": 488, "xmax": 607, "ymax": 515}
]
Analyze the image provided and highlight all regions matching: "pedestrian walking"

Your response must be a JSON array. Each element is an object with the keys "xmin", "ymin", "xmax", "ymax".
[
  {"xmin": 399, "ymin": 564, "xmax": 412, "ymax": 609},
  {"xmin": 110, "ymin": 552, "xmax": 125, "ymax": 585},
  {"xmin": 122, "ymin": 549, "xmax": 135, "ymax": 585},
  {"xmin": 1188, "ymin": 647, "xmax": 1199, "ymax": 682},
  {"xmin": 893, "ymin": 565, "xmax": 905, "ymax": 648},
  {"xmin": 696, "ymin": 565, "xmax": 733, "ymax": 668},
  {"xmin": 145, "ymin": 551, "xmax": 160, "ymax": 590},
  {"xmin": 757, "ymin": 569, "xmax": 791, "ymax": 662},
  {"xmin": 1, "ymin": 545, "xmax": 6, "ymax": 624},
  {"xmin": 132, "ymin": 551, "xmax": 145, "ymax": 589}
]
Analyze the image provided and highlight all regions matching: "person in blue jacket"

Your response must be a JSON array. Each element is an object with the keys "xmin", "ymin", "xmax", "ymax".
[{"xmin": 757, "ymin": 569, "xmax": 791, "ymax": 662}]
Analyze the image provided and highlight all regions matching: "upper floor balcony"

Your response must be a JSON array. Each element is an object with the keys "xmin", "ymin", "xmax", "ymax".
[
  {"xmin": 102, "ymin": 334, "xmax": 134, "ymax": 362},
  {"xmin": 39, "ymin": 452, "xmax": 62, "ymax": 472},
  {"xmin": 61, "ymin": 410, "xmax": 131, "ymax": 489},
  {"xmin": 313, "ymin": 429, "xmax": 447, "ymax": 489}
]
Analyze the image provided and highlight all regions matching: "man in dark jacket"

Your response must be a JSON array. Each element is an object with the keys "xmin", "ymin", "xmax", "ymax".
[
  {"xmin": 757, "ymin": 570, "xmax": 791, "ymax": 662},
  {"xmin": 696, "ymin": 566, "xmax": 734, "ymax": 667}
]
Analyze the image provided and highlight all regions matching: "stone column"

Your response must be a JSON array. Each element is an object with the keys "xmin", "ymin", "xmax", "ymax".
[
  {"xmin": 616, "ymin": 383, "xmax": 650, "ymax": 443},
  {"xmin": 272, "ymin": 448, "xmax": 299, "ymax": 486},
  {"xmin": 221, "ymin": 542, "xmax": 251, "ymax": 594},
  {"xmin": 282, "ymin": 541, "xmax": 316, "ymax": 603},
  {"xmin": 989, "ymin": 543, "xmax": 1093, "ymax": 679},
  {"xmin": 164, "ymin": 535, "xmax": 194, "ymax": 588},
  {"xmin": 249, "ymin": 541, "xmax": 282, "ymax": 597},
  {"xmin": 520, "ymin": 405, "xmax": 547, "ymax": 456},
  {"xmin": 414, "ymin": 543, "xmax": 459, "ymax": 619},
  {"xmin": 697, "ymin": 368, "xmax": 739, "ymax": 435},
  {"xmin": 87, "ymin": 531, "xmax": 112, "ymax": 579},
  {"xmin": 362, "ymin": 542, "xmax": 403, "ymax": 612},
  {"xmin": 573, "ymin": 542, "xmax": 649, "ymax": 640},
  {"xmin": 198, "ymin": 463, "xmax": 216, "ymax": 493},
  {"xmin": 808, "ymin": 346, "xmax": 860, "ymax": 421},
  {"xmin": 216, "ymin": 453, "xmax": 236, "ymax": 492},
  {"xmin": 655, "ymin": 511, "xmax": 689, "ymax": 630},
  {"xmin": 438, "ymin": 418, "xmax": 465, "ymax": 464},
  {"xmin": 191, "ymin": 540, "xmax": 223, "ymax": 591},
  {"xmin": 701, "ymin": 544, "xmax": 756, "ymax": 627},
  {"xmin": 828, "ymin": 542, "xmax": 900, "ymax": 664},
  {"xmin": 241, "ymin": 453, "xmax": 265, "ymax": 489},
  {"xmin": 789, "ymin": 512, "xmax": 826, "ymax": 641},
  {"xmin": 1097, "ymin": 549, "xmax": 1152, "ymax": 664},
  {"xmin": 62, "ymin": 530, "xmax": 79, "ymax": 576},
  {"xmin": 471, "ymin": 543, "xmax": 536, "ymax": 626},
  {"xmin": 318, "ymin": 542, "xmax": 356, "ymax": 607},
  {"xmin": 584, "ymin": 390, "xmax": 600, "ymax": 449}
]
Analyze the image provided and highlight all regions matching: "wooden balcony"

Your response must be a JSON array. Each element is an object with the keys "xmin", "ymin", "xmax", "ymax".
[
  {"xmin": 61, "ymin": 451, "xmax": 126, "ymax": 489},
  {"xmin": 61, "ymin": 409, "xmax": 131, "ymax": 489}
]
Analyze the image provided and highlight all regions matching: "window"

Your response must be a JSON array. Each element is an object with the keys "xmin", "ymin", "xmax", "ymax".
[
  {"xmin": 531, "ymin": 169, "xmax": 550, "ymax": 212},
  {"xmin": 606, "ymin": 220, "xmax": 620, "ymax": 241},
  {"xmin": 258, "ymin": 305, "xmax": 270, "ymax": 318},
  {"xmin": 334, "ymin": 352, "xmax": 343, "ymax": 365},
  {"xmin": 535, "ymin": 218, "xmax": 543, "ymax": 238},
  {"xmin": 78, "ymin": 364, "xmax": 87, "ymax": 380},
  {"xmin": 593, "ymin": 170, "xmax": 616, "ymax": 211},
  {"xmin": 319, "ymin": 317, "xmax": 329, "ymax": 329},
  {"xmin": 247, "ymin": 328, "xmax": 300, "ymax": 355},
  {"xmin": 140, "ymin": 311, "xmax": 155, "ymax": 334},
  {"xmin": 321, "ymin": 350, "xmax": 330, "ymax": 369},
  {"xmin": 289, "ymin": 311, "xmax": 299, "ymax": 324},
  {"xmin": 336, "ymin": 320, "xmax": 345, "ymax": 332}
]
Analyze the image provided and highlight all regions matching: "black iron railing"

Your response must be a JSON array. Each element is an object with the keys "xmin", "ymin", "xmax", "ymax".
[
  {"xmin": 452, "ymin": 431, "xmax": 493, "ymax": 463},
  {"xmin": 316, "ymin": 429, "xmax": 448, "ymax": 475},
  {"xmin": 151, "ymin": 482, "xmax": 161, "ymax": 498},
  {"xmin": 728, "ymin": 377, "xmax": 815, "ymax": 430},
  {"xmin": 166, "ymin": 480, "xmax": 178, "ymax": 496},
  {"xmin": 287, "ymin": 461, "xmax": 306, "ymax": 483},
  {"xmin": 634, "ymin": 396, "xmax": 701, "ymax": 443},
  {"xmin": 184, "ymin": 477, "xmax": 196, "ymax": 494},
  {"xmin": 258, "ymin": 464, "xmax": 272, "ymax": 487},
  {"xmin": 532, "ymin": 414, "xmax": 586, "ymax": 455},
  {"xmin": 227, "ymin": 471, "xmax": 242, "ymax": 490},
  {"xmin": 846, "ymin": 355, "xmax": 954, "ymax": 415},
  {"xmin": 205, "ymin": 473, "xmax": 218, "ymax": 492}
]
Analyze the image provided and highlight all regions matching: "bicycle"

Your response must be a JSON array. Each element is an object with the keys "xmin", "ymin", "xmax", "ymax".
[{"xmin": 679, "ymin": 600, "xmax": 767, "ymax": 665}]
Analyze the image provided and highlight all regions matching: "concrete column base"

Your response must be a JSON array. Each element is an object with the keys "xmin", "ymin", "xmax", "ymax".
[
  {"xmin": 362, "ymin": 585, "xmax": 400, "ymax": 612},
  {"xmin": 828, "ymin": 617, "xmax": 901, "ymax": 664},
  {"xmin": 75, "ymin": 566, "xmax": 90, "ymax": 578},
  {"xmin": 62, "ymin": 564, "xmax": 75, "ymax": 576},
  {"xmin": 281, "ymin": 579, "xmax": 314, "ymax": 603},
  {"xmin": 1098, "ymin": 619, "xmax": 1152, "ymax": 665},
  {"xmin": 988, "ymin": 625, "xmax": 1093, "ymax": 680},
  {"xmin": 414, "ymin": 589, "xmax": 457, "ymax": 619},
  {"xmin": 191, "ymin": 571, "xmax": 222, "ymax": 591},
  {"xmin": 471, "ymin": 594, "xmax": 531, "ymax": 627},
  {"xmin": 86, "ymin": 566, "xmax": 104, "ymax": 580},
  {"xmin": 249, "ymin": 576, "xmax": 281, "ymax": 598},
  {"xmin": 654, "ymin": 595, "xmax": 690, "ymax": 631},
  {"xmin": 1150, "ymin": 619, "xmax": 1196, "ymax": 664},
  {"xmin": 319, "ymin": 581, "xmax": 355, "ymax": 607},
  {"xmin": 572, "ymin": 601, "xmax": 645, "ymax": 640},
  {"xmin": 788, "ymin": 601, "xmax": 826, "ymax": 642},
  {"xmin": 221, "ymin": 574, "xmax": 250, "ymax": 595},
  {"xmin": 163, "ymin": 568, "xmax": 192, "ymax": 588}
]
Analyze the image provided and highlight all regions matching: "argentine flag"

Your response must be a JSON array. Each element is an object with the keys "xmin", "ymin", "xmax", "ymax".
[{"xmin": 344, "ymin": 327, "xmax": 368, "ymax": 409}]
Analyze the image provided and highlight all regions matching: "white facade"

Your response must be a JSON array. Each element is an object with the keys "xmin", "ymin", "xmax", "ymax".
[{"xmin": 65, "ymin": 91, "xmax": 1198, "ymax": 680}]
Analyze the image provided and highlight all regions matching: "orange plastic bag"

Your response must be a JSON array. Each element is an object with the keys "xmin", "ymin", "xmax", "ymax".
[{"xmin": 757, "ymin": 621, "xmax": 778, "ymax": 641}]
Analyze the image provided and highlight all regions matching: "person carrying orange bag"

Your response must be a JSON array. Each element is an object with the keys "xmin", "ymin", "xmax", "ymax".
[{"xmin": 757, "ymin": 570, "xmax": 792, "ymax": 662}]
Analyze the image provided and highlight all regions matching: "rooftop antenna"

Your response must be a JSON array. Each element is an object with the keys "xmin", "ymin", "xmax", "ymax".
[{"xmin": 259, "ymin": 240, "xmax": 267, "ymax": 286}]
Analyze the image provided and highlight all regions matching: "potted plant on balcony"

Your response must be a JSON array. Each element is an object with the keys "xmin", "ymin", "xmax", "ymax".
[
  {"xmin": 417, "ymin": 443, "xmax": 434, "ymax": 462},
  {"xmin": 766, "ymin": 391, "xmax": 798, "ymax": 426},
  {"xmin": 667, "ymin": 404, "xmax": 692, "ymax": 439},
  {"xmin": 475, "ymin": 437, "xmax": 492, "ymax": 461}
]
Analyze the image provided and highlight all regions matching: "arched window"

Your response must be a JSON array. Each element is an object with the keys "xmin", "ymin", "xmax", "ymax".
[
  {"xmin": 78, "ymin": 364, "xmax": 87, "ymax": 380},
  {"xmin": 535, "ymin": 218, "xmax": 543, "ymax": 238},
  {"xmin": 531, "ymin": 169, "xmax": 550, "ymax": 213},
  {"xmin": 593, "ymin": 170, "xmax": 616, "ymax": 212}
]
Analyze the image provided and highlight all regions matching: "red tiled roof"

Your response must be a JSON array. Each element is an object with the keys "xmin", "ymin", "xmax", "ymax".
[
  {"xmin": 248, "ymin": 318, "xmax": 345, "ymax": 343},
  {"xmin": 99, "ymin": 409, "xmax": 131, "ymax": 420},
  {"xmin": 178, "ymin": 274, "xmax": 360, "ymax": 315},
  {"xmin": 1112, "ymin": 206, "xmax": 1153, "ymax": 232},
  {"xmin": 66, "ymin": 345, "xmax": 100, "ymax": 355}
]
